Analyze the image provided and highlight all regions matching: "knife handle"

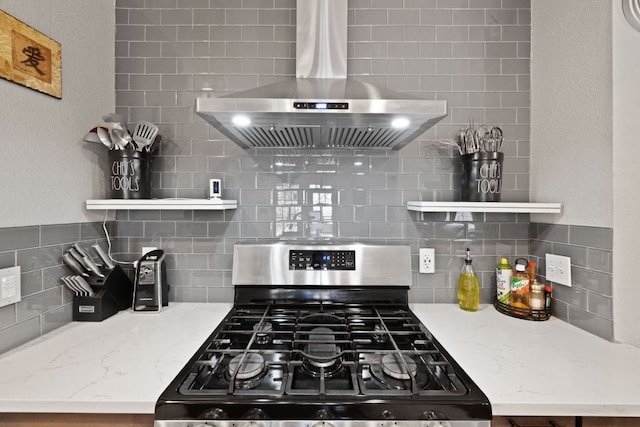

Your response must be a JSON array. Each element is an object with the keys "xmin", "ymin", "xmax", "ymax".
[
  {"xmin": 67, "ymin": 247, "xmax": 86, "ymax": 266},
  {"xmin": 92, "ymin": 244, "xmax": 115, "ymax": 270},
  {"xmin": 62, "ymin": 253, "xmax": 89, "ymax": 277},
  {"xmin": 72, "ymin": 244, "xmax": 91, "ymax": 259},
  {"xmin": 82, "ymin": 255, "xmax": 105, "ymax": 278}
]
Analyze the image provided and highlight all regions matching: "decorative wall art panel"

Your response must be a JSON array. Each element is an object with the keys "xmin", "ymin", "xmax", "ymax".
[{"xmin": 0, "ymin": 9, "xmax": 61, "ymax": 98}]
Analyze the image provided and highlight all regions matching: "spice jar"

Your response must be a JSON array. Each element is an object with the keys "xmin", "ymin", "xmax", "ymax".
[
  {"xmin": 510, "ymin": 258, "xmax": 530, "ymax": 309},
  {"xmin": 529, "ymin": 280, "xmax": 545, "ymax": 310}
]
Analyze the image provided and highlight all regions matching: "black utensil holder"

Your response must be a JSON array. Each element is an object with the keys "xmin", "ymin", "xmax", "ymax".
[
  {"xmin": 460, "ymin": 151, "xmax": 504, "ymax": 202},
  {"xmin": 72, "ymin": 265, "xmax": 134, "ymax": 322},
  {"xmin": 108, "ymin": 150, "xmax": 152, "ymax": 199}
]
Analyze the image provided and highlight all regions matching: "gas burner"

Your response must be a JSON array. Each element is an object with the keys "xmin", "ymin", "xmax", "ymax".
[
  {"xmin": 226, "ymin": 353, "xmax": 268, "ymax": 389},
  {"xmin": 301, "ymin": 326, "xmax": 343, "ymax": 377},
  {"xmin": 252, "ymin": 321, "xmax": 273, "ymax": 344},
  {"xmin": 301, "ymin": 357, "xmax": 344, "ymax": 378},
  {"xmin": 367, "ymin": 353, "xmax": 428, "ymax": 391},
  {"xmin": 381, "ymin": 353, "xmax": 417, "ymax": 380},
  {"xmin": 372, "ymin": 323, "xmax": 388, "ymax": 343},
  {"xmin": 300, "ymin": 313, "xmax": 343, "ymax": 325}
]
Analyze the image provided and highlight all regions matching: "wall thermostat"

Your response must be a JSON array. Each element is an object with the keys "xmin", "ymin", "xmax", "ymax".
[{"xmin": 209, "ymin": 179, "xmax": 221, "ymax": 199}]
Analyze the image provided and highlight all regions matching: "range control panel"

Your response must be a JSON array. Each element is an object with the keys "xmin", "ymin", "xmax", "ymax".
[
  {"xmin": 289, "ymin": 250, "xmax": 356, "ymax": 270},
  {"xmin": 293, "ymin": 102, "xmax": 349, "ymax": 110}
]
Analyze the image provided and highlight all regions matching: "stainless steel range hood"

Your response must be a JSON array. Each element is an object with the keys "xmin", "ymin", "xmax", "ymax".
[{"xmin": 195, "ymin": 0, "xmax": 447, "ymax": 150}]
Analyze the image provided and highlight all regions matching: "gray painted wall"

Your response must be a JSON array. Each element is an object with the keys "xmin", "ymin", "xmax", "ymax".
[
  {"xmin": 0, "ymin": 0, "xmax": 115, "ymax": 354},
  {"xmin": 0, "ymin": 0, "xmax": 115, "ymax": 228}
]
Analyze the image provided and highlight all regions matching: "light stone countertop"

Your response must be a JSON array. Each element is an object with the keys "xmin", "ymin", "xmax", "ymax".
[
  {"xmin": 0, "ymin": 303, "xmax": 231, "ymax": 414},
  {"xmin": 0, "ymin": 302, "xmax": 639, "ymax": 417},
  {"xmin": 411, "ymin": 304, "xmax": 640, "ymax": 417}
]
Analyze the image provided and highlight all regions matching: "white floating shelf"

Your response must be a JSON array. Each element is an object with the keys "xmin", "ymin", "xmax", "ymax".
[
  {"xmin": 407, "ymin": 201, "xmax": 561, "ymax": 214},
  {"xmin": 86, "ymin": 199, "xmax": 238, "ymax": 211}
]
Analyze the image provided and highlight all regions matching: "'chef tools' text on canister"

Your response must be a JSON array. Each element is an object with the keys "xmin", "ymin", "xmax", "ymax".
[
  {"xmin": 108, "ymin": 150, "xmax": 151, "ymax": 199},
  {"xmin": 460, "ymin": 151, "xmax": 503, "ymax": 202}
]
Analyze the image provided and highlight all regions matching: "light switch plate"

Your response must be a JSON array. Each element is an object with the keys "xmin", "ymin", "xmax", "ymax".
[
  {"xmin": 546, "ymin": 254, "xmax": 572, "ymax": 287},
  {"xmin": 0, "ymin": 266, "xmax": 21, "ymax": 308}
]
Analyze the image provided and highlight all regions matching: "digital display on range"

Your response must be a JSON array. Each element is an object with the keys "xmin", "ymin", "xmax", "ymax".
[
  {"xmin": 293, "ymin": 102, "xmax": 349, "ymax": 110},
  {"xmin": 289, "ymin": 250, "xmax": 355, "ymax": 270}
]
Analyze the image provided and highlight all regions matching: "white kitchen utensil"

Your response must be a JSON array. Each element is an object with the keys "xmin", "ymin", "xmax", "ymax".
[
  {"xmin": 102, "ymin": 113, "xmax": 127, "ymax": 128},
  {"xmin": 109, "ymin": 127, "xmax": 133, "ymax": 150},
  {"xmin": 434, "ymin": 139, "xmax": 464, "ymax": 155},
  {"xmin": 83, "ymin": 128, "xmax": 103, "ymax": 145},
  {"xmin": 132, "ymin": 121, "xmax": 159, "ymax": 152},
  {"xmin": 96, "ymin": 127, "xmax": 113, "ymax": 149}
]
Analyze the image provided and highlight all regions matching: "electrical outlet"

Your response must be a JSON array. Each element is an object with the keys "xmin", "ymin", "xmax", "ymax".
[
  {"xmin": 546, "ymin": 254, "xmax": 572, "ymax": 287},
  {"xmin": 419, "ymin": 248, "xmax": 435, "ymax": 274},
  {"xmin": 142, "ymin": 247, "xmax": 158, "ymax": 256}
]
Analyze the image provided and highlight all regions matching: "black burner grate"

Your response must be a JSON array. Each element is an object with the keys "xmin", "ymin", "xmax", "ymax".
[{"xmin": 178, "ymin": 303, "xmax": 467, "ymax": 398}]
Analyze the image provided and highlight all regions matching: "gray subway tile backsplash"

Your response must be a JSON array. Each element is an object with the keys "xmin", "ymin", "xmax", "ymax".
[
  {"xmin": 0, "ymin": 317, "xmax": 41, "ymax": 356},
  {"xmin": 0, "ymin": 222, "xmax": 114, "ymax": 354},
  {"xmin": 530, "ymin": 222, "xmax": 613, "ymax": 341},
  {"xmin": 0, "ymin": 227, "xmax": 39, "ymax": 252},
  {"xmin": 21, "ymin": 270, "xmax": 43, "ymax": 298},
  {"xmin": 0, "ymin": 305, "xmax": 15, "ymax": 330}
]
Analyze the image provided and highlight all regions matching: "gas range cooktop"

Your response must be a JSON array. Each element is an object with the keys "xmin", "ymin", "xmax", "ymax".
[{"xmin": 155, "ymin": 242, "xmax": 491, "ymax": 427}]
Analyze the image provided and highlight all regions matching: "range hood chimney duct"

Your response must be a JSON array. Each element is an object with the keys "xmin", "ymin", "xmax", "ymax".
[
  {"xmin": 296, "ymin": 0, "xmax": 347, "ymax": 79},
  {"xmin": 195, "ymin": 0, "xmax": 447, "ymax": 150}
]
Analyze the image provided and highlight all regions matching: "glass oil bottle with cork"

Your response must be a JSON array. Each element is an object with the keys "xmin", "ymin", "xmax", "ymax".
[{"xmin": 457, "ymin": 248, "xmax": 479, "ymax": 312}]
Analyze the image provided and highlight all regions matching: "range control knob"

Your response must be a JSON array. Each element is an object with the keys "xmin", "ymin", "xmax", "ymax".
[
  {"xmin": 311, "ymin": 421, "xmax": 335, "ymax": 427},
  {"xmin": 421, "ymin": 411, "xmax": 446, "ymax": 420},
  {"xmin": 200, "ymin": 408, "xmax": 228, "ymax": 420},
  {"xmin": 380, "ymin": 411, "xmax": 406, "ymax": 427},
  {"xmin": 381, "ymin": 410, "xmax": 398, "ymax": 420},
  {"xmin": 421, "ymin": 411, "xmax": 452, "ymax": 427},
  {"xmin": 243, "ymin": 408, "xmax": 269, "ymax": 420},
  {"xmin": 313, "ymin": 409, "xmax": 335, "ymax": 420}
]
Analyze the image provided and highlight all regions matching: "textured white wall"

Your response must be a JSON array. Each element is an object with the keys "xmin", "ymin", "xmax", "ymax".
[
  {"xmin": 0, "ymin": 0, "xmax": 114, "ymax": 227},
  {"xmin": 530, "ymin": 1, "xmax": 613, "ymax": 227},
  {"xmin": 613, "ymin": 3, "xmax": 640, "ymax": 346}
]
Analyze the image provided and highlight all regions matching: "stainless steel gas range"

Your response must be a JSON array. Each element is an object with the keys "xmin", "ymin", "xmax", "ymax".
[{"xmin": 155, "ymin": 242, "xmax": 491, "ymax": 427}]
